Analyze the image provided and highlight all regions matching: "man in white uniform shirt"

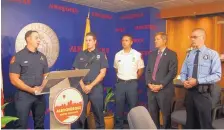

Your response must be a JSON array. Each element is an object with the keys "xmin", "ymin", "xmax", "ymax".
[{"xmin": 114, "ymin": 34, "xmax": 144, "ymax": 129}]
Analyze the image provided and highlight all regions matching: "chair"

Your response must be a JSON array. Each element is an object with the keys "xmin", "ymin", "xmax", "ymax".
[
  {"xmin": 171, "ymin": 98, "xmax": 186, "ymax": 129},
  {"xmin": 171, "ymin": 84, "xmax": 221, "ymax": 129},
  {"xmin": 212, "ymin": 104, "xmax": 224, "ymax": 129},
  {"xmin": 212, "ymin": 88, "xmax": 224, "ymax": 129},
  {"xmin": 127, "ymin": 106, "xmax": 157, "ymax": 129},
  {"xmin": 86, "ymin": 101, "xmax": 91, "ymax": 116}
]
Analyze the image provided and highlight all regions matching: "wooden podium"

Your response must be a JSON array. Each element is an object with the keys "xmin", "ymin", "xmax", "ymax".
[{"xmin": 36, "ymin": 69, "xmax": 89, "ymax": 129}]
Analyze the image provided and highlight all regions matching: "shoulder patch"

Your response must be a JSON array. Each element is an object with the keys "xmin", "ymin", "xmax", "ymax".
[
  {"xmin": 40, "ymin": 56, "xmax": 44, "ymax": 61},
  {"xmin": 140, "ymin": 54, "xmax": 143, "ymax": 60},
  {"xmin": 10, "ymin": 56, "xmax": 16, "ymax": 64}
]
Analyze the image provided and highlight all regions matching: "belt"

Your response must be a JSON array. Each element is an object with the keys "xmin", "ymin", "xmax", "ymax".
[
  {"xmin": 188, "ymin": 84, "xmax": 213, "ymax": 93},
  {"xmin": 117, "ymin": 78, "xmax": 137, "ymax": 83}
]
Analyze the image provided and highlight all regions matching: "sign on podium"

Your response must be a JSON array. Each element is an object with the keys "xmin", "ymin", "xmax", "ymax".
[{"xmin": 35, "ymin": 69, "xmax": 89, "ymax": 129}]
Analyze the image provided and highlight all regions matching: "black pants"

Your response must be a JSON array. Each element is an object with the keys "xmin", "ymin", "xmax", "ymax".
[
  {"xmin": 73, "ymin": 84, "xmax": 105, "ymax": 129},
  {"xmin": 115, "ymin": 80, "xmax": 138, "ymax": 129},
  {"xmin": 14, "ymin": 90, "xmax": 46, "ymax": 129},
  {"xmin": 147, "ymin": 87, "xmax": 174, "ymax": 129},
  {"xmin": 185, "ymin": 90, "xmax": 213, "ymax": 129}
]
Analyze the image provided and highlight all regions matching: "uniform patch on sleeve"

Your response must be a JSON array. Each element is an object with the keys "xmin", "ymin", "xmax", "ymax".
[
  {"xmin": 10, "ymin": 56, "xmax": 15, "ymax": 64},
  {"xmin": 140, "ymin": 54, "xmax": 143, "ymax": 59},
  {"xmin": 40, "ymin": 56, "xmax": 44, "ymax": 61}
]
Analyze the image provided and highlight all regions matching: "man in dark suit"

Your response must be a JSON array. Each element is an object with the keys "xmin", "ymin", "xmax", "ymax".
[{"xmin": 145, "ymin": 32, "xmax": 178, "ymax": 129}]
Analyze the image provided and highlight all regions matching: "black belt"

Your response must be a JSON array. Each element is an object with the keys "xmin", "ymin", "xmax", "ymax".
[
  {"xmin": 189, "ymin": 84, "xmax": 213, "ymax": 93},
  {"xmin": 117, "ymin": 78, "xmax": 137, "ymax": 83}
]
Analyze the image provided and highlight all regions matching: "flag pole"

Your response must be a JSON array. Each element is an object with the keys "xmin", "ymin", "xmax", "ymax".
[{"xmin": 88, "ymin": 8, "xmax": 90, "ymax": 19}]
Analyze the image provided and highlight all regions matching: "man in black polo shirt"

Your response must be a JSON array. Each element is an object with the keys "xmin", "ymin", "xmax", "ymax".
[
  {"xmin": 9, "ymin": 30, "xmax": 49, "ymax": 129},
  {"xmin": 72, "ymin": 32, "xmax": 109, "ymax": 128}
]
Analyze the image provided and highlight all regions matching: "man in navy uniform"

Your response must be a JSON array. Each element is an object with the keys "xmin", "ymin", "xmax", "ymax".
[
  {"xmin": 72, "ymin": 32, "xmax": 108, "ymax": 128},
  {"xmin": 9, "ymin": 30, "xmax": 48, "ymax": 129},
  {"xmin": 180, "ymin": 28, "xmax": 222, "ymax": 129}
]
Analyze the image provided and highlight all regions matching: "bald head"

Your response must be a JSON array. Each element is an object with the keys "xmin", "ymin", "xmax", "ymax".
[
  {"xmin": 192, "ymin": 28, "xmax": 206, "ymax": 39},
  {"xmin": 190, "ymin": 28, "xmax": 206, "ymax": 49}
]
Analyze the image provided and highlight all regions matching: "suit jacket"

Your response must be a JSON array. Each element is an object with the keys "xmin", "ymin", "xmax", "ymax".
[{"xmin": 145, "ymin": 48, "xmax": 178, "ymax": 89}]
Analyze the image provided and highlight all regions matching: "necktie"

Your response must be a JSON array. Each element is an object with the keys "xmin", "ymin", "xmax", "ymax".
[
  {"xmin": 192, "ymin": 50, "xmax": 200, "ymax": 79},
  {"xmin": 152, "ymin": 51, "xmax": 162, "ymax": 80}
]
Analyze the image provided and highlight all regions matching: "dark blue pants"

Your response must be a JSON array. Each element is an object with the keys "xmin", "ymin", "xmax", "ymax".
[
  {"xmin": 185, "ymin": 90, "xmax": 213, "ymax": 129},
  {"xmin": 73, "ymin": 84, "xmax": 105, "ymax": 129},
  {"xmin": 114, "ymin": 80, "xmax": 138, "ymax": 129},
  {"xmin": 14, "ymin": 90, "xmax": 46, "ymax": 129}
]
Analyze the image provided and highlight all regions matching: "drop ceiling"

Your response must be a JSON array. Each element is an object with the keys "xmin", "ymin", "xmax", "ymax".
[{"xmin": 63, "ymin": 0, "xmax": 223, "ymax": 12}]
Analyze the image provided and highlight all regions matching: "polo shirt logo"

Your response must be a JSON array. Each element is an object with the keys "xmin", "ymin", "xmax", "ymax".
[
  {"xmin": 132, "ymin": 57, "xmax": 135, "ymax": 62},
  {"xmin": 40, "ymin": 56, "xmax": 44, "ymax": 61},
  {"xmin": 97, "ymin": 55, "xmax": 100, "ymax": 60}
]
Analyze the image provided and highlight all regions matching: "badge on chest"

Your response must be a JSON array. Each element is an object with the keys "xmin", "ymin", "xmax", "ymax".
[
  {"xmin": 80, "ymin": 57, "xmax": 84, "ymax": 61},
  {"xmin": 203, "ymin": 54, "xmax": 209, "ymax": 60},
  {"xmin": 97, "ymin": 55, "xmax": 100, "ymax": 60}
]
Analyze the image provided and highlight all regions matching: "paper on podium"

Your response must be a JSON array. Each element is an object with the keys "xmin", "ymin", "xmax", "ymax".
[{"xmin": 35, "ymin": 69, "xmax": 90, "ymax": 95}]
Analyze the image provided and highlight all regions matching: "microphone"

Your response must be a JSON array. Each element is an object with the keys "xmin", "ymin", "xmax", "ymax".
[{"xmin": 85, "ymin": 55, "xmax": 96, "ymax": 68}]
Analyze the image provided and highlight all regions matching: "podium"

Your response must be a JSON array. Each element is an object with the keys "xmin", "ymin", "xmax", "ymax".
[{"xmin": 36, "ymin": 69, "xmax": 89, "ymax": 129}]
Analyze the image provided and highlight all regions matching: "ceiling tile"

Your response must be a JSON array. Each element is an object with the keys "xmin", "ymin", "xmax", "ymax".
[{"xmin": 63, "ymin": 0, "xmax": 222, "ymax": 12}]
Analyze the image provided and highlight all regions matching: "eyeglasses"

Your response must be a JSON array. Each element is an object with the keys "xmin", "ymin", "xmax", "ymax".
[{"xmin": 189, "ymin": 35, "xmax": 203, "ymax": 39}]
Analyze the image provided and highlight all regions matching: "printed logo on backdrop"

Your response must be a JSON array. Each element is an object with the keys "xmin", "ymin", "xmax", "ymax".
[
  {"xmin": 53, "ymin": 88, "xmax": 83, "ymax": 124},
  {"xmin": 69, "ymin": 45, "xmax": 110, "ymax": 54},
  {"xmin": 15, "ymin": 23, "xmax": 59, "ymax": 68},
  {"xmin": 120, "ymin": 13, "xmax": 144, "ymax": 20},
  {"xmin": 91, "ymin": 12, "xmax": 113, "ymax": 19},
  {"xmin": 115, "ymin": 28, "xmax": 125, "ymax": 32},
  {"xmin": 8, "ymin": 0, "xmax": 31, "ymax": 5},
  {"xmin": 49, "ymin": 4, "xmax": 79, "ymax": 14}
]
